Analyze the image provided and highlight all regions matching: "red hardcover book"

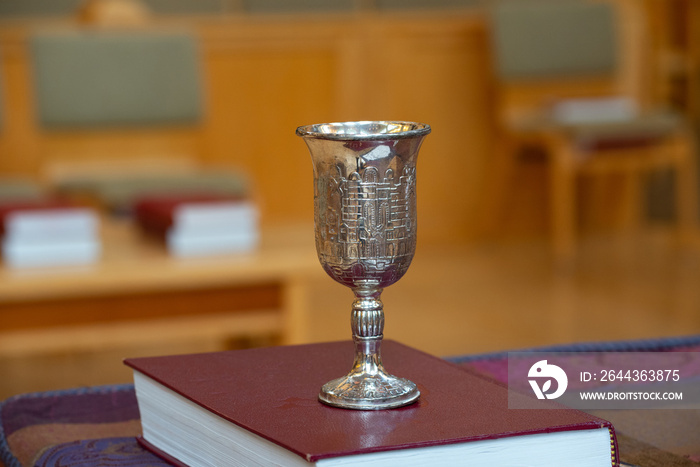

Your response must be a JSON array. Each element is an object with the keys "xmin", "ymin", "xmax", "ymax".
[
  {"xmin": 0, "ymin": 199, "xmax": 75, "ymax": 236},
  {"xmin": 124, "ymin": 341, "xmax": 619, "ymax": 466},
  {"xmin": 133, "ymin": 193, "xmax": 246, "ymax": 237}
]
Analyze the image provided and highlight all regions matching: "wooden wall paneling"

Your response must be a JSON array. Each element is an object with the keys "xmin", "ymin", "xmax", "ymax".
[
  {"xmin": 333, "ymin": 23, "xmax": 369, "ymax": 121},
  {"xmin": 39, "ymin": 127, "xmax": 205, "ymax": 173},
  {"xmin": 199, "ymin": 19, "xmax": 348, "ymax": 226},
  {"xmin": 0, "ymin": 27, "xmax": 41, "ymax": 177},
  {"xmin": 687, "ymin": 0, "xmax": 700, "ymax": 122},
  {"xmin": 356, "ymin": 14, "xmax": 495, "ymax": 243},
  {"xmin": 611, "ymin": 0, "xmax": 653, "ymax": 109}
]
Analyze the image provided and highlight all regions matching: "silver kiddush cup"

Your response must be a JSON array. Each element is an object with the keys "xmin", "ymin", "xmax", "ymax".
[{"xmin": 297, "ymin": 121, "xmax": 431, "ymax": 410}]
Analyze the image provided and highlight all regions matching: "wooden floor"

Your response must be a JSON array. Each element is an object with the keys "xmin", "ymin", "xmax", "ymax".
[
  {"xmin": 2, "ymin": 227, "xmax": 699, "ymax": 399},
  {"xmin": 307, "ymin": 227, "xmax": 700, "ymax": 357}
]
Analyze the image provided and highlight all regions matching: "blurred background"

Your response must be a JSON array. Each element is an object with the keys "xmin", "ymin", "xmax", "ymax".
[{"xmin": 1, "ymin": 0, "xmax": 699, "ymax": 399}]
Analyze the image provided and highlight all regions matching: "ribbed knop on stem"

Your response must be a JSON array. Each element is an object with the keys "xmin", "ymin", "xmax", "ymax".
[{"xmin": 351, "ymin": 292, "xmax": 384, "ymax": 338}]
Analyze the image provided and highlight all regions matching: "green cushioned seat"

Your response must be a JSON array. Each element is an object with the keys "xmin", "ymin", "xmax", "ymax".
[
  {"xmin": 0, "ymin": 0, "xmax": 82, "ymax": 17},
  {"xmin": 242, "ymin": 0, "xmax": 354, "ymax": 13},
  {"xmin": 570, "ymin": 113, "xmax": 683, "ymax": 141},
  {"xmin": 56, "ymin": 172, "xmax": 250, "ymax": 213},
  {"xmin": 0, "ymin": 179, "xmax": 45, "ymax": 202},
  {"xmin": 31, "ymin": 31, "xmax": 203, "ymax": 127},
  {"xmin": 491, "ymin": 0, "xmax": 618, "ymax": 80},
  {"xmin": 376, "ymin": 0, "xmax": 479, "ymax": 10},
  {"xmin": 141, "ymin": 0, "xmax": 226, "ymax": 15}
]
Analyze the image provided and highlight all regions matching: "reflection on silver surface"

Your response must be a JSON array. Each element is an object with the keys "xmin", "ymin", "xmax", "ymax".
[{"xmin": 297, "ymin": 121, "xmax": 430, "ymax": 410}]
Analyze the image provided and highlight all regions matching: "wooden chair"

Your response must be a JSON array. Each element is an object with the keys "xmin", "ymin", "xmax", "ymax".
[
  {"xmin": 29, "ymin": 28, "xmax": 210, "ymax": 201},
  {"xmin": 486, "ymin": 0, "xmax": 698, "ymax": 263}
]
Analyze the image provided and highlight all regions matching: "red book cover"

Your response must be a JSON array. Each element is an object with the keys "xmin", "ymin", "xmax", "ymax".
[
  {"xmin": 133, "ymin": 193, "xmax": 244, "ymax": 238},
  {"xmin": 124, "ymin": 340, "xmax": 618, "ymax": 465}
]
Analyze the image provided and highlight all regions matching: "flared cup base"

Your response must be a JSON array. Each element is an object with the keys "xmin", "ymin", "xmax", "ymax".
[{"xmin": 319, "ymin": 371, "xmax": 420, "ymax": 410}]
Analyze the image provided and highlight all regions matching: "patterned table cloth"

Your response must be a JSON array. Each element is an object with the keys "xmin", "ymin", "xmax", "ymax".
[{"xmin": 2, "ymin": 335, "xmax": 700, "ymax": 467}]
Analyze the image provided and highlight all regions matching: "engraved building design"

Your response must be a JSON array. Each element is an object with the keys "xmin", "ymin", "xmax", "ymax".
[{"xmin": 316, "ymin": 163, "xmax": 416, "ymax": 279}]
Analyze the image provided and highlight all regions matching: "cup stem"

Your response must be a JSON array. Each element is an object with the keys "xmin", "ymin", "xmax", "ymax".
[
  {"xmin": 351, "ymin": 286, "xmax": 384, "ymax": 339},
  {"xmin": 350, "ymin": 287, "xmax": 385, "ymax": 378},
  {"xmin": 318, "ymin": 286, "xmax": 420, "ymax": 410}
]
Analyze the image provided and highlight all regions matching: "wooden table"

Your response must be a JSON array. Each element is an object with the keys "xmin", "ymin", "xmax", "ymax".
[{"xmin": 0, "ymin": 219, "xmax": 319, "ymax": 397}]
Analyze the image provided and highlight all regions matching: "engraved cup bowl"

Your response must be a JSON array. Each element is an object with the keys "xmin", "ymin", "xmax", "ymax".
[{"xmin": 297, "ymin": 121, "xmax": 430, "ymax": 410}]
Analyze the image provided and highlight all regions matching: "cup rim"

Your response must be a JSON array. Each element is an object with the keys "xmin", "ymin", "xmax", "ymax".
[{"xmin": 296, "ymin": 121, "xmax": 431, "ymax": 141}]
